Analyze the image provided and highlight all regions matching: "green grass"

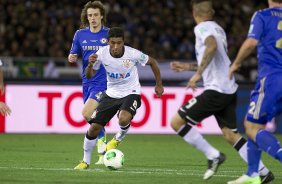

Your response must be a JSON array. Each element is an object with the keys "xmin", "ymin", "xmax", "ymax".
[{"xmin": 0, "ymin": 134, "xmax": 281, "ymax": 184}]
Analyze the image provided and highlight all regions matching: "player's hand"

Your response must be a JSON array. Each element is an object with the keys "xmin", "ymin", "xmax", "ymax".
[
  {"xmin": 88, "ymin": 54, "xmax": 98, "ymax": 65},
  {"xmin": 0, "ymin": 84, "xmax": 4, "ymax": 95},
  {"xmin": 229, "ymin": 62, "xmax": 241, "ymax": 80},
  {"xmin": 0, "ymin": 102, "xmax": 11, "ymax": 116},
  {"xmin": 187, "ymin": 73, "xmax": 201, "ymax": 91},
  {"xmin": 155, "ymin": 84, "xmax": 164, "ymax": 98},
  {"xmin": 68, "ymin": 54, "xmax": 78, "ymax": 63},
  {"xmin": 170, "ymin": 61, "xmax": 190, "ymax": 72}
]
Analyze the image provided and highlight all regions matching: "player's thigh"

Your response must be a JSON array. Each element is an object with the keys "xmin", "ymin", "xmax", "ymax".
[
  {"xmin": 178, "ymin": 90, "xmax": 224, "ymax": 125},
  {"xmin": 91, "ymin": 94, "xmax": 121, "ymax": 126},
  {"xmin": 247, "ymin": 75, "xmax": 282, "ymax": 125},
  {"xmin": 82, "ymin": 98, "xmax": 99, "ymax": 120},
  {"xmin": 171, "ymin": 113, "xmax": 187, "ymax": 131},
  {"xmin": 214, "ymin": 93, "xmax": 237, "ymax": 131},
  {"xmin": 118, "ymin": 110, "xmax": 133, "ymax": 126},
  {"xmin": 119, "ymin": 94, "xmax": 141, "ymax": 120},
  {"xmin": 82, "ymin": 88, "xmax": 105, "ymax": 119},
  {"xmin": 244, "ymin": 120, "xmax": 265, "ymax": 140}
]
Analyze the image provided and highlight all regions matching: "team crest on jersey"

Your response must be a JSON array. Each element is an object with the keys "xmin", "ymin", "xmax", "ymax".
[
  {"xmin": 100, "ymin": 38, "xmax": 108, "ymax": 44},
  {"xmin": 140, "ymin": 53, "xmax": 146, "ymax": 61},
  {"xmin": 199, "ymin": 27, "xmax": 207, "ymax": 35},
  {"xmin": 122, "ymin": 59, "xmax": 132, "ymax": 69}
]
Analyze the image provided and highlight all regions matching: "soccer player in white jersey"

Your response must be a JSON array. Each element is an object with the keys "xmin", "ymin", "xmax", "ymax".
[
  {"xmin": 85, "ymin": 27, "xmax": 164, "ymax": 154},
  {"xmin": 169, "ymin": 0, "xmax": 273, "ymax": 182},
  {"xmin": 0, "ymin": 59, "xmax": 11, "ymax": 116}
]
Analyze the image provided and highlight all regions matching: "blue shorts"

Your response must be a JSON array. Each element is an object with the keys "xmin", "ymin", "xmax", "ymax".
[
  {"xmin": 246, "ymin": 74, "xmax": 282, "ymax": 124},
  {"xmin": 82, "ymin": 84, "xmax": 106, "ymax": 103},
  {"xmin": 82, "ymin": 83, "xmax": 107, "ymax": 138}
]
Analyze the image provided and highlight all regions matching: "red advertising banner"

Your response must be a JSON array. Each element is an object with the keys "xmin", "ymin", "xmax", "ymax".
[
  {"xmin": 0, "ymin": 89, "xmax": 5, "ymax": 132},
  {"xmin": 5, "ymin": 85, "xmax": 222, "ymax": 134}
]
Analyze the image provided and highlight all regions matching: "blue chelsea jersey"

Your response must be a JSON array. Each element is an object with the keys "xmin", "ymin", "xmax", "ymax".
[
  {"xmin": 70, "ymin": 26, "xmax": 109, "ymax": 85},
  {"xmin": 248, "ymin": 7, "xmax": 282, "ymax": 79}
]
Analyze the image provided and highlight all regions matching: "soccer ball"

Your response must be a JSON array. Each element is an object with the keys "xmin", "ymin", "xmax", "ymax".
[{"xmin": 103, "ymin": 149, "xmax": 124, "ymax": 170}]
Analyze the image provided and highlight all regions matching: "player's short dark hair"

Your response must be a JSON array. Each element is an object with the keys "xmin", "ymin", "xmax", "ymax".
[
  {"xmin": 80, "ymin": 1, "xmax": 107, "ymax": 28},
  {"xmin": 272, "ymin": 0, "xmax": 282, "ymax": 3},
  {"xmin": 191, "ymin": 0, "xmax": 212, "ymax": 6},
  {"xmin": 108, "ymin": 27, "xmax": 124, "ymax": 40}
]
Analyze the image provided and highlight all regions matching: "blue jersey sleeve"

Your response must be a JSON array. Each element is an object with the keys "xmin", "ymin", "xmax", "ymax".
[
  {"xmin": 248, "ymin": 12, "xmax": 264, "ymax": 40},
  {"xmin": 70, "ymin": 30, "xmax": 81, "ymax": 55}
]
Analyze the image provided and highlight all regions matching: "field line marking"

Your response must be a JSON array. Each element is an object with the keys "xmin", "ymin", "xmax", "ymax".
[{"xmin": 0, "ymin": 166, "xmax": 281, "ymax": 179}]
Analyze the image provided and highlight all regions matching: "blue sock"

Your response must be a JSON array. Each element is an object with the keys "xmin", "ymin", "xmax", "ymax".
[
  {"xmin": 276, "ymin": 148, "xmax": 282, "ymax": 162},
  {"xmin": 256, "ymin": 129, "xmax": 282, "ymax": 163},
  {"xmin": 97, "ymin": 127, "xmax": 106, "ymax": 139},
  {"xmin": 246, "ymin": 137, "xmax": 261, "ymax": 176}
]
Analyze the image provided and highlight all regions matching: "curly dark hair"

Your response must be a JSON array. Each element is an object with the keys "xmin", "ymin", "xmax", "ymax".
[{"xmin": 80, "ymin": 1, "xmax": 107, "ymax": 28}]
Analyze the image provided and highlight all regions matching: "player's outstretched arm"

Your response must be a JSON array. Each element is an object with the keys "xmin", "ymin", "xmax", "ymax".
[
  {"xmin": 170, "ymin": 61, "xmax": 198, "ymax": 72},
  {"xmin": 86, "ymin": 54, "xmax": 98, "ymax": 79},
  {"xmin": 146, "ymin": 57, "xmax": 164, "ymax": 97},
  {"xmin": 229, "ymin": 38, "xmax": 258, "ymax": 79}
]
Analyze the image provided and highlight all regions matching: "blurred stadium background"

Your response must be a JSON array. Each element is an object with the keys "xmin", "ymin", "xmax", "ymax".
[
  {"xmin": 0, "ymin": 0, "xmax": 281, "ymax": 183},
  {"xmin": 1, "ymin": 0, "xmax": 268, "ymax": 82}
]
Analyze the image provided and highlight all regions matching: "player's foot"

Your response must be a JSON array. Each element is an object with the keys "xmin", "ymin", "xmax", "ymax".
[
  {"xmin": 74, "ymin": 161, "xmax": 89, "ymax": 170},
  {"xmin": 97, "ymin": 138, "xmax": 107, "ymax": 155},
  {"xmin": 260, "ymin": 171, "xmax": 274, "ymax": 184},
  {"xmin": 106, "ymin": 138, "xmax": 120, "ymax": 151},
  {"xmin": 203, "ymin": 152, "xmax": 226, "ymax": 180},
  {"xmin": 227, "ymin": 175, "xmax": 261, "ymax": 184},
  {"xmin": 95, "ymin": 155, "xmax": 104, "ymax": 165}
]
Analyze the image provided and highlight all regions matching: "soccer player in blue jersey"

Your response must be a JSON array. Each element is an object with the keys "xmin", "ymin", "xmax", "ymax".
[
  {"xmin": 68, "ymin": 1, "xmax": 108, "ymax": 169},
  {"xmin": 228, "ymin": 0, "xmax": 282, "ymax": 183}
]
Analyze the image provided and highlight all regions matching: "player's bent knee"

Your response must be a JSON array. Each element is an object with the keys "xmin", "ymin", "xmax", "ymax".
[
  {"xmin": 171, "ymin": 123, "xmax": 179, "ymax": 132},
  {"xmin": 244, "ymin": 121, "xmax": 264, "ymax": 139},
  {"xmin": 171, "ymin": 114, "xmax": 185, "ymax": 132},
  {"xmin": 118, "ymin": 111, "xmax": 132, "ymax": 126},
  {"xmin": 88, "ymin": 123, "xmax": 103, "ymax": 138},
  {"xmin": 118, "ymin": 115, "xmax": 131, "ymax": 126},
  {"xmin": 82, "ymin": 110, "xmax": 92, "ymax": 121}
]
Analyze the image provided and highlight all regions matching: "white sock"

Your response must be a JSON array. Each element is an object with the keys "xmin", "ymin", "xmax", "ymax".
[
  {"xmin": 115, "ymin": 124, "xmax": 130, "ymax": 141},
  {"xmin": 83, "ymin": 136, "xmax": 97, "ymax": 164},
  {"xmin": 179, "ymin": 124, "xmax": 220, "ymax": 160},
  {"xmin": 235, "ymin": 137, "xmax": 269, "ymax": 176}
]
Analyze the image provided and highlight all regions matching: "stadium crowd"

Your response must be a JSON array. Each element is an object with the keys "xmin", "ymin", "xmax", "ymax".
[{"xmin": 0, "ymin": 0, "xmax": 267, "ymax": 80}]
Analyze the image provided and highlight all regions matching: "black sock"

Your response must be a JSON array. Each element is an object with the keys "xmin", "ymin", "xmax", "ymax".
[
  {"xmin": 233, "ymin": 137, "xmax": 247, "ymax": 151},
  {"xmin": 86, "ymin": 132, "xmax": 96, "ymax": 140},
  {"xmin": 178, "ymin": 124, "xmax": 192, "ymax": 137}
]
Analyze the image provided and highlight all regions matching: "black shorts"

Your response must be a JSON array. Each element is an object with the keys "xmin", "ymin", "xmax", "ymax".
[
  {"xmin": 90, "ymin": 93, "xmax": 141, "ymax": 126},
  {"xmin": 178, "ymin": 90, "xmax": 237, "ymax": 130}
]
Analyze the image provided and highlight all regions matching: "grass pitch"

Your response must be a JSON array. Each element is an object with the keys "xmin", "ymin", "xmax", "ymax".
[{"xmin": 0, "ymin": 134, "xmax": 281, "ymax": 184}]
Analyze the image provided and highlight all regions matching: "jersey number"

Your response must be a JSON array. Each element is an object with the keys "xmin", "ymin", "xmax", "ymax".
[
  {"xmin": 276, "ymin": 21, "xmax": 282, "ymax": 49},
  {"xmin": 248, "ymin": 101, "xmax": 256, "ymax": 115},
  {"xmin": 185, "ymin": 98, "xmax": 197, "ymax": 109}
]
